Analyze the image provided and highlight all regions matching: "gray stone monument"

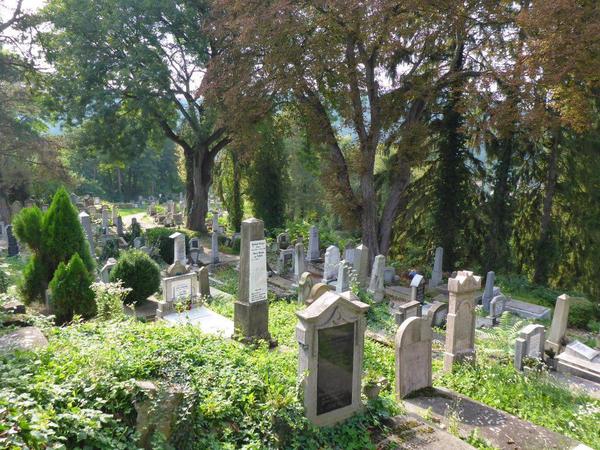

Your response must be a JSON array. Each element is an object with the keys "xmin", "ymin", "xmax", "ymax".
[
  {"xmin": 6, "ymin": 225, "xmax": 19, "ymax": 257},
  {"xmin": 198, "ymin": 266, "xmax": 210, "ymax": 299},
  {"xmin": 355, "ymin": 244, "xmax": 370, "ymax": 287},
  {"xmin": 296, "ymin": 290, "xmax": 369, "ymax": 426},
  {"xmin": 546, "ymin": 294, "xmax": 571, "ymax": 353},
  {"xmin": 335, "ymin": 260, "xmax": 350, "ymax": 293},
  {"xmin": 101, "ymin": 207, "xmax": 109, "ymax": 230},
  {"xmin": 170, "ymin": 232, "xmax": 186, "ymax": 265},
  {"xmin": 410, "ymin": 274, "xmax": 426, "ymax": 304},
  {"xmin": 211, "ymin": 232, "xmax": 219, "ymax": 265},
  {"xmin": 79, "ymin": 212, "xmax": 95, "ymax": 255},
  {"xmin": 293, "ymin": 242, "xmax": 305, "ymax": 283},
  {"xmin": 393, "ymin": 300, "xmax": 422, "ymax": 326},
  {"xmin": 112, "ymin": 205, "xmax": 119, "ymax": 226},
  {"xmin": 307, "ymin": 226, "xmax": 320, "ymax": 261},
  {"xmin": 514, "ymin": 324, "xmax": 545, "ymax": 371},
  {"xmin": 395, "ymin": 316, "xmax": 432, "ymax": 399},
  {"xmin": 426, "ymin": 301, "xmax": 449, "ymax": 327},
  {"xmin": 322, "ymin": 245, "xmax": 340, "ymax": 283},
  {"xmin": 116, "ymin": 215, "xmax": 124, "ymax": 237},
  {"xmin": 430, "ymin": 246, "xmax": 443, "ymax": 287},
  {"xmin": 234, "ymin": 218, "xmax": 270, "ymax": 342},
  {"xmin": 482, "ymin": 271, "xmax": 495, "ymax": 312},
  {"xmin": 100, "ymin": 258, "xmax": 117, "ymax": 283},
  {"xmin": 367, "ymin": 254, "xmax": 385, "ymax": 302},
  {"xmin": 443, "ymin": 270, "xmax": 481, "ymax": 372},
  {"xmin": 298, "ymin": 272, "xmax": 314, "ymax": 304}
]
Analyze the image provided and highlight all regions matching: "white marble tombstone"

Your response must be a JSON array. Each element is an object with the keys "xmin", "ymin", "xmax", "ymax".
[
  {"xmin": 307, "ymin": 226, "xmax": 320, "ymax": 261},
  {"xmin": 322, "ymin": 245, "xmax": 340, "ymax": 283},
  {"xmin": 367, "ymin": 255, "xmax": 385, "ymax": 302},
  {"xmin": 293, "ymin": 242, "xmax": 306, "ymax": 283},
  {"xmin": 169, "ymin": 232, "xmax": 186, "ymax": 265},
  {"xmin": 335, "ymin": 260, "xmax": 350, "ymax": 293}
]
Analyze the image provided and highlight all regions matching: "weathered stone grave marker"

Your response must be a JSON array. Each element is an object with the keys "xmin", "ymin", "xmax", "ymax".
[
  {"xmin": 514, "ymin": 324, "xmax": 545, "ymax": 371},
  {"xmin": 546, "ymin": 294, "xmax": 571, "ymax": 353},
  {"xmin": 298, "ymin": 272, "xmax": 314, "ymax": 303},
  {"xmin": 307, "ymin": 225, "xmax": 320, "ymax": 261},
  {"xmin": 322, "ymin": 245, "xmax": 340, "ymax": 284},
  {"xmin": 368, "ymin": 254, "xmax": 385, "ymax": 302},
  {"xmin": 429, "ymin": 246, "xmax": 443, "ymax": 287},
  {"xmin": 6, "ymin": 225, "xmax": 19, "ymax": 257},
  {"xmin": 410, "ymin": 273, "xmax": 426, "ymax": 304},
  {"xmin": 79, "ymin": 211, "xmax": 94, "ymax": 255},
  {"xmin": 395, "ymin": 316, "xmax": 432, "ymax": 399},
  {"xmin": 170, "ymin": 232, "xmax": 186, "ymax": 265},
  {"xmin": 335, "ymin": 260, "xmax": 350, "ymax": 293},
  {"xmin": 355, "ymin": 244, "xmax": 369, "ymax": 287},
  {"xmin": 296, "ymin": 290, "xmax": 369, "ymax": 426}
]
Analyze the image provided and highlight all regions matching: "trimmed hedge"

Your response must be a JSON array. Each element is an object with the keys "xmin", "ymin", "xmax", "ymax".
[{"xmin": 109, "ymin": 250, "xmax": 160, "ymax": 305}]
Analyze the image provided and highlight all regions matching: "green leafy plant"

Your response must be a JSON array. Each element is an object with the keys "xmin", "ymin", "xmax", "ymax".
[
  {"xmin": 49, "ymin": 253, "xmax": 96, "ymax": 324},
  {"xmin": 0, "ymin": 268, "xmax": 8, "ymax": 293},
  {"xmin": 91, "ymin": 281, "xmax": 130, "ymax": 321},
  {"xmin": 109, "ymin": 250, "xmax": 160, "ymax": 305}
]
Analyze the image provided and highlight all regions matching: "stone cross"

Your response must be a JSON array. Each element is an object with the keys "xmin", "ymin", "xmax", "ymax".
[
  {"xmin": 395, "ymin": 316, "xmax": 432, "ymax": 399},
  {"xmin": 546, "ymin": 294, "xmax": 571, "ymax": 353},
  {"xmin": 298, "ymin": 272, "xmax": 314, "ymax": 304},
  {"xmin": 211, "ymin": 231, "xmax": 220, "ymax": 265},
  {"xmin": 78, "ymin": 212, "xmax": 95, "ymax": 255},
  {"xmin": 367, "ymin": 255, "xmax": 385, "ymax": 302},
  {"xmin": 335, "ymin": 260, "xmax": 350, "ymax": 293},
  {"xmin": 169, "ymin": 232, "xmax": 186, "ymax": 265},
  {"xmin": 514, "ymin": 324, "xmax": 545, "ymax": 371},
  {"xmin": 234, "ymin": 218, "xmax": 270, "ymax": 342},
  {"xmin": 355, "ymin": 244, "xmax": 370, "ymax": 287},
  {"xmin": 482, "ymin": 271, "xmax": 495, "ymax": 312},
  {"xmin": 322, "ymin": 245, "xmax": 340, "ymax": 283},
  {"xmin": 430, "ymin": 246, "xmax": 444, "ymax": 287},
  {"xmin": 307, "ymin": 226, "xmax": 320, "ymax": 261},
  {"xmin": 295, "ymin": 290, "xmax": 369, "ymax": 426},
  {"xmin": 6, "ymin": 225, "xmax": 19, "ymax": 257},
  {"xmin": 443, "ymin": 270, "xmax": 481, "ymax": 372},
  {"xmin": 293, "ymin": 242, "xmax": 306, "ymax": 283}
]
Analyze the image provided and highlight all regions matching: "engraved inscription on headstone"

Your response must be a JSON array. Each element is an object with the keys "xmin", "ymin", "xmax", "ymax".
[
  {"xmin": 248, "ymin": 239, "xmax": 267, "ymax": 303},
  {"xmin": 317, "ymin": 322, "xmax": 355, "ymax": 415},
  {"xmin": 172, "ymin": 279, "xmax": 192, "ymax": 301}
]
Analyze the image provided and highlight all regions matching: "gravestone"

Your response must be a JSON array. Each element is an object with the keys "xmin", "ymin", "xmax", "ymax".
[
  {"xmin": 211, "ymin": 211, "xmax": 219, "ymax": 233},
  {"xmin": 545, "ymin": 294, "xmax": 572, "ymax": 353},
  {"xmin": 443, "ymin": 270, "xmax": 481, "ymax": 372},
  {"xmin": 426, "ymin": 301, "xmax": 449, "ymax": 327},
  {"xmin": 278, "ymin": 248, "xmax": 294, "ymax": 274},
  {"xmin": 307, "ymin": 283, "xmax": 334, "ymax": 306},
  {"xmin": 564, "ymin": 340, "xmax": 600, "ymax": 361},
  {"xmin": 78, "ymin": 212, "xmax": 95, "ymax": 255},
  {"xmin": 482, "ymin": 271, "xmax": 495, "ymax": 312},
  {"xmin": 367, "ymin": 255, "xmax": 385, "ymax": 302},
  {"xmin": 395, "ymin": 316, "xmax": 432, "ymax": 399},
  {"xmin": 170, "ymin": 232, "xmax": 186, "ymax": 265},
  {"xmin": 158, "ymin": 267, "xmax": 198, "ymax": 317},
  {"xmin": 307, "ymin": 226, "xmax": 320, "ymax": 261},
  {"xmin": 101, "ymin": 207, "xmax": 109, "ymax": 230},
  {"xmin": 322, "ymin": 245, "xmax": 340, "ymax": 283},
  {"xmin": 6, "ymin": 225, "xmax": 19, "ymax": 257},
  {"xmin": 514, "ymin": 324, "xmax": 545, "ymax": 371},
  {"xmin": 296, "ymin": 290, "xmax": 369, "ymax": 426},
  {"xmin": 233, "ymin": 218, "xmax": 270, "ymax": 342},
  {"xmin": 134, "ymin": 237, "xmax": 144, "ymax": 249},
  {"xmin": 0, "ymin": 221, "xmax": 4, "ymax": 241},
  {"xmin": 383, "ymin": 267, "xmax": 395, "ymax": 285},
  {"xmin": 488, "ymin": 294, "xmax": 508, "ymax": 324},
  {"xmin": 276, "ymin": 232, "xmax": 290, "ymax": 250},
  {"xmin": 343, "ymin": 246, "xmax": 357, "ymax": 268},
  {"xmin": 100, "ymin": 258, "xmax": 117, "ymax": 283},
  {"xmin": 430, "ymin": 246, "xmax": 444, "ymax": 287},
  {"xmin": 298, "ymin": 272, "xmax": 314, "ymax": 303},
  {"xmin": 198, "ymin": 266, "xmax": 210, "ymax": 299},
  {"xmin": 410, "ymin": 274, "xmax": 426, "ymax": 304},
  {"xmin": 293, "ymin": 242, "xmax": 305, "ymax": 283},
  {"xmin": 335, "ymin": 260, "xmax": 350, "ymax": 293},
  {"xmin": 393, "ymin": 300, "xmax": 422, "ymax": 326},
  {"xmin": 112, "ymin": 205, "xmax": 119, "ymax": 226},
  {"xmin": 116, "ymin": 216, "xmax": 124, "ymax": 236},
  {"xmin": 211, "ymin": 232, "xmax": 219, "ymax": 265},
  {"xmin": 355, "ymin": 244, "xmax": 370, "ymax": 287},
  {"xmin": 189, "ymin": 237, "xmax": 201, "ymax": 250},
  {"xmin": 189, "ymin": 249, "xmax": 202, "ymax": 265}
]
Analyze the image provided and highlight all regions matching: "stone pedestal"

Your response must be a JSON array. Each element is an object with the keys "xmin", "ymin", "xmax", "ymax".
[
  {"xmin": 234, "ymin": 218, "xmax": 270, "ymax": 342},
  {"xmin": 443, "ymin": 270, "xmax": 481, "ymax": 372}
]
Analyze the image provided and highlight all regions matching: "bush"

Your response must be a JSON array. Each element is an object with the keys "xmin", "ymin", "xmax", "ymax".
[
  {"xmin": 49, "ymin": 253, "xmax": 96, "ymax": 325},
  {"xmin": 0, "ymin": 269, "xmax": 8, "ymax": 294},
  {"xmin": 145, "ymin": 227, "xmax": 192, "ymax": 264},
  {"xmin": 109, "ymin": 250, "xmax": 160, "ymax": 305},
  {"xmin": 569, "ymin": 297, "xmax": 598, "ymax": 329},
  {"xmin": 91, "ymin": 281, "xmax": 130, "ymax": 321}
]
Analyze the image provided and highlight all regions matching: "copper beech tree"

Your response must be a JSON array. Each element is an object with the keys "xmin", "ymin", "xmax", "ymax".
[{"xmin": 209, "ymin": 0, "xmax": 501, "ymax": 256}]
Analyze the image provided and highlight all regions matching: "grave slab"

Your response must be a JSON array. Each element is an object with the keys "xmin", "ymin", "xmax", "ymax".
[
  {"xmin": 163, "ymin": 305, "xmax": 234, "ymax": 338},
  {"xmin": 504, "ymin": 298, "xmax": 551, "ymax": 320}
]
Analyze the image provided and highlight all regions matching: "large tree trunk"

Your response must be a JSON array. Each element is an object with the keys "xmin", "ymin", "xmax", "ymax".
[
  {"xmin": 185, "ymin": 146, "xmax": 216, "ymax": 233},
  {"xmin": 533, "ymin": 129, "xmax": 560, "ymax": 284}
]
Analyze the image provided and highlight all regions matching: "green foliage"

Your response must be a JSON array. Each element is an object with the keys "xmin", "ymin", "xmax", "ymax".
[
  {"xmin": 0, "ymin": 269, "xmax": 8, "ymax": 294},
  {"xmin": 100, "ymin": 238, "xmax": 120, "ymax": 262},
  {"xmin": 246, "ymin": 118, "xmax": 288, "ymax": 229},
  {"xmin": 91, "ymin": 281, "xmax": 130, "ymax": 321},
  {"xmin": 12, "ymin": 206, "xmax": 44, "ymax": 252},
  {"xmin": 144, "ymin": 227, "xmax": 193, "ymax": 264},
  {"xmin": 569, "ymin": 297, "xmax": 599, "ymax": 329},
  {"xmin": 109, "ymin": 250, "xmax": 160, "ymax": 305},
  {"xmin": 18, "ymin": 254, "xmax": 48, "ymax": 304},
  {"xmin": 49, "ymin": 253, "xmax": 96, "ymax": 324}
]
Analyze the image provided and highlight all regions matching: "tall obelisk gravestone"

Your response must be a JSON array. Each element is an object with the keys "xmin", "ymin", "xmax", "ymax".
[{"xmin": 234, "ymin": 218, "xmax": 271, "ymax": 342}]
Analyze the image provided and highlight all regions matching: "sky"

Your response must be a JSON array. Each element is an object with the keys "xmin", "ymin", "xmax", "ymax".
[{"xmin": 1, "ymin": 0, "xmax": 44, "ymax": 22}]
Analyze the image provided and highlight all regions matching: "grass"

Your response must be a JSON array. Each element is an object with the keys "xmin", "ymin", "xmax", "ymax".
[{"xmin": 118, "ymin": 207, "xmax": 146, "ymax": 216}]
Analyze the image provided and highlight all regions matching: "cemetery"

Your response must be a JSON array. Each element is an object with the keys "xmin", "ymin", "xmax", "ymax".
[{"xmin": 1, "ymin": 1, "xmax": 600, "ymax": 449}]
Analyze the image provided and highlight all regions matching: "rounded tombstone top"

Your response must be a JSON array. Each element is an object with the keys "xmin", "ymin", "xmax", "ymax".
[
  {"xmin": 306, "ymin": 282, "xmax": 334, "ymax": 306},
  {"xmin": 448, "ymin": 270, "xmax": 482, "ymax": 294}
]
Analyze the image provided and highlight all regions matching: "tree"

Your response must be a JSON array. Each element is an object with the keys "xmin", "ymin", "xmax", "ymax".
[
  {"xmin": 13, "ymin": 187, "xmax": 94, "ymax": 302},
  {"xmin": 37, "ymin": 0, "xmax": 230, "ymax": 231},
  {"xmin": 49, "ymin": 253, "xmax": 96, "ymax": 324},
  {"xmin": 211, "ymin": 0, "xmax": 496, "ymax": 257}
]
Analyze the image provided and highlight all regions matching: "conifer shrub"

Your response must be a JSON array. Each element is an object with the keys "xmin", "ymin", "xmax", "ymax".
[
  {"xmin": 13, "ymin": 187, "xmax": 95, "ymax": 303},
  {"xmin": 49, "ymin": 253, "xmax": 96, "ymax": 325},
  {"xmin": 145, "ymin": 227, "xmax": 191, "ymax": 264},
  {"xmin": 109, "ymin": 250, "xmax": 160, "ymax": 305},
  {"xmin": 0, "ymin": 269, "xmax": 8, "ymax": 293}
]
